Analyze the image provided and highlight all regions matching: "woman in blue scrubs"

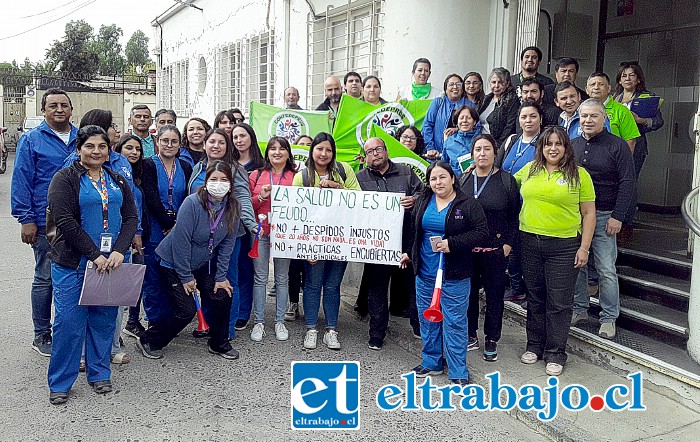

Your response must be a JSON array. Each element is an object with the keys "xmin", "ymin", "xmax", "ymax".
[
  {"xmin": 400, "ymin": 161, "xmax": 488, "ymax": 387},
  {"xmin": 46, "ymin": 125, "xmax": 138, "ymax": 404}
]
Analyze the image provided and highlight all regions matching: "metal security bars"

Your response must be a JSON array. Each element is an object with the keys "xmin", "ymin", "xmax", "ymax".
[
  {"xmin": 307, "ymin": 0, "xmax": 384, "ymax": 109},
  {"xmin": 215, "ymin": 31, "xmax": 275, "ymax": 115},
  {"xmin": 160, "ymin": 59, "xmax": 189, "ymax": 117}
]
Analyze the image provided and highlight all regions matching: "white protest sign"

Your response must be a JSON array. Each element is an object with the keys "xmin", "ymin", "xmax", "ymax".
[{"xmin": 269, "ymin": 186, "xmax": 404, "ymax": 265}]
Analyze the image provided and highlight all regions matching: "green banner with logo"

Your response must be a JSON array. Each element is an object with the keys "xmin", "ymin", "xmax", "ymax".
[
  {"xmin": 332, "ymin": 95, "xmax": 432, "ymax": 168},
  {"xmin": 249, "ymin": 102, "xmax": 333, "ymax": 145}
]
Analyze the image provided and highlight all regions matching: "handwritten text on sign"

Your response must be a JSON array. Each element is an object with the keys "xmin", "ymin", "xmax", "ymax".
[{"xmin": 269, "ymin": 186, "xmax": 404, "ymax": 265}]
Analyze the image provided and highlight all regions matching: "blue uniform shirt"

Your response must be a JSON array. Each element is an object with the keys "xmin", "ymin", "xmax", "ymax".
[
  {"xmin": 189, "ymin": 168, "xmax": 206, "ymax": 195},
  {"xmin": 418, "ymin": 195, "xmax": 452, "ymax": 280},
  {"xmin": 148, "ymin": 155, "xmax": 188, "ymax": 244},
  {"xmin": 501, "ymin": 135, "xmax": 538, "ymax": 175}
]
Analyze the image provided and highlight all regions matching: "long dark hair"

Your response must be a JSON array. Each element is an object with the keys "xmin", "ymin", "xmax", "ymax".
[
  {"xmin": 528, "ymin": 126, "xmax": 580, "ymax": 189},
  {"xmin": 463, "ymin": 72, "xmax": 485, "ymax": 109},
  {"xmin": 470, "ymin": 134, "xmax": 498, "ymax": 156},
  {"xmin": 183, "ymin": 117, "xmax": 212, "ymax": 149},
  {"xmin": 114, "ymin": 134, "xmax": 144, "ymax": 186},
  {"xmin": 79, "ymin": 109, "xmax": 112, "ymax": 131},
  {"xmin": 395, "ymin": 125, "xmax": 425, "ymax": 156},
  {"xmin": 305, "ymin": 132, "xmax": 341, "ymax": 187},
  {"xmin": 231, "ymin": 123, "xmax": 265, "ymax": 170},
  {"xmin": 197, "ymin": 160, "xmax": 239, "ymax": 233},
  {"xmin": 615, "ymin": 62, "xmax": 646, "ymax": 95},
  {"xmin": 203, "ymin": 128, "xmax": 234, "ymax": 166},
  {"xmin": 214, "ymin": 110, "xmax": 236, "ymax": 129},
  {"xmin": 263, "ymin": 137, "xmax": 297, "ymax": 174},
  {"xmin": 423, "ymin": 160, "xmax": 456, "ymax": 197}
]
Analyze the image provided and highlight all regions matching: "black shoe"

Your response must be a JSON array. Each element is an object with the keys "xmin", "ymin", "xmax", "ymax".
[
  {"xmin": 483, "ymin": 340, "xmax": 498, "ymax": 362},
  {"xmin": 368, "ymin": 338, "xmax": 383, "ymax": 351},
  {"xmin": 208, "ymin": 345, "xmax": 240, "ymax": 360},
  {"xmin": 136, "ymin": 337, "xmax": 163, "ymax": 359},
  {"xmin": 32, "ymin": 334, "xmax": 52, "ymax": 357},
  {"xmin": 123, "ymin": 321, "xmax": 146, "ymax": 338},
  {"xmin": 49, "ymin": 391, "xmax": 68, "ymax": 405},
  {"xmin": 451, "ymin": 378, "xmax": 472, "ymax": 395},
  {"xmin": 192, "ymin": 329, "xmax": 210, "ymax": 338},
  {"xmin": 234, "ymin": 320, "xmax": 248, "ymax": 331},
  {"xmin": 412, "ymin": 365, "xmax": 444, "ymax": 378},
  {"xmin": 89, "ymin": 380, "xmax": 113, "ymax": 394}
]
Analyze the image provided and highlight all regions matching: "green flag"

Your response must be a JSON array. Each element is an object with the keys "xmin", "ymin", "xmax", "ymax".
[
  {"xmin": 332, "ymin": 95, "xmax": 432, "ymax": 168},
  {"xmin": 249, "ymin": 102, "xmax": 333, "ymax": 145},
  {"xmin": 369, "ymin": 124, "xmax": 429, "ymax": 182}
]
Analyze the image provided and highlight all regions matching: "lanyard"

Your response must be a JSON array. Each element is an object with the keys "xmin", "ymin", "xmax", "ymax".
[
  {"xmin": 507, "ymin": 134, "xmax": 539, "ymax": 172},
  {"xmin": 208, "ymin": 206, "xmax": 226, "ymax": 255},
  {"xmin": 88, "ymin": 169, "xmax": 109, "ymax": 231},
  {"xmin": 158, "ymin": 156, "xmax": 177, "ymax": 208},
  {"xmin": 269, "ymin": 170, "xmax": 285, "ymax": 186},
  {"xmin": 472, "ymin": 167, "xmax": 494, "ymax": 199}
]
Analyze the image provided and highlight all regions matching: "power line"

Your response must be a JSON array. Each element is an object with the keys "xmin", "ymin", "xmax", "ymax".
[
  {"xmin": 0, "ymin": 0, "xmax": 95, "ymax": 41},
  {"xmin": 17, "ymin": 1, "xmax": 79, "ymax": 19}
]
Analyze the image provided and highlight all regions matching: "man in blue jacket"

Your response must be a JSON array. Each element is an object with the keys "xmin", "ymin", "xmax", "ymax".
[{"xmin": 11, "ymin": 88, "xmax": 78, "ymax": 357}]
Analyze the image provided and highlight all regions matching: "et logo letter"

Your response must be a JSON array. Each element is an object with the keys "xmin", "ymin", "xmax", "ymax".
[{"xmin": 291, "ymin": 361, "xmax": 360, "ymax": 430}]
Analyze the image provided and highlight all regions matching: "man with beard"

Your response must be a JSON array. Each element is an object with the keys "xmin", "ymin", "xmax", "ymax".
[
  {"xmin": 511, "ymin": 46, "xmax": 554, "ymax": 94},
  {"xmin": 316, "ymin": 76, "xmax": 344, "ymax": 118}
]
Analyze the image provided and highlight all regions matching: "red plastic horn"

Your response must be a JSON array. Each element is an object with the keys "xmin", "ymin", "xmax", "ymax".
[
  {"xmin": 423, "ymin": 252, "xmax": 444, "ymax": 323},
  {"xmin": 248, "ymin": 214, "xmax": 267, "ymax": 259},
  {"xmin": 192, "ymin": 290, "xmax": 209, "ymax": 332}
]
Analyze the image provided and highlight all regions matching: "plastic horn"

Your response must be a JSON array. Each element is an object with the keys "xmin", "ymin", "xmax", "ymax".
[
  {"xmin": 248, "ymin": 214, "xmax": 267, "ymax": 258},
  {"xmin": 423, "ymin": 252, "xmax": 445, "ymax": 323},
  {"xmin": 192, "ymin": 290, "xmax": 209, "ymax": 332}
]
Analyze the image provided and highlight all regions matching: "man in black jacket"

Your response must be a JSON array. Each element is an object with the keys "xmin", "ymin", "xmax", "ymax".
[
  {"xmin": 571, "ymin": 99, "xmax": 635, "ymax": 339},
  {"xmin": 511, "ymin": 46, "xmax": 554, "ymax": 94},
  {"xmin": 519, "ymin": 78, "xmax": 561, "ymax": 128},
  {"xmin": 355, "ymin": 138, "xmax": 423, "ymax": 349},
  {"xmin": 315, "ymin": 76, "xmax": 343, "ymax": 117}
]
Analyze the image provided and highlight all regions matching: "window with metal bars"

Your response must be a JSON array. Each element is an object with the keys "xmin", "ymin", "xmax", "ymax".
[
  {"xmin": 307, "ymin": 0, "xmax": 384, "ymax": 109},
  {"xmin": 159, "ymin": 59, "xmax": 189, "ymax": 117}
]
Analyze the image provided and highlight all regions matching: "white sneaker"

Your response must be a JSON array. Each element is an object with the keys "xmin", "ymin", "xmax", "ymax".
[
  {"xmin": 275, "ymin": 322, "xmax": 289, "ymax": 341},
  {"xmin": 304, "ymin": 329, "xmax": 318, "ymax": 349},
  {"xmin": 323, "ymin": 329, "xmax": 341, "ymax": 350},
  {"xmin": 250, "ymin": 323, "xmax": 265, "ymax": 342}
]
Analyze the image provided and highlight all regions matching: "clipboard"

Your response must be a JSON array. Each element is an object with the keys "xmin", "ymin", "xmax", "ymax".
[
  {"xmin": 79, "ymin": 261, "xmax": 146, "ymax": 307},
  {"xmin": 629, "ymin": 96, "xmax": 662, "ymax": 119}
]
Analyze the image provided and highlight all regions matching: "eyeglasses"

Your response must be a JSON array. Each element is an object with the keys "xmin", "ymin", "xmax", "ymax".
[
  {"xmin": 159, "ymin": 138, "xmax": 179, "ymax": 146},
  {"xmin": 447, "ymin": 81, "xmax": 463, "ymax": 88},
  {"xmin": 233, "ymin": 118, "xmax": 244, "ymax": 123},
  {"xmin": 400, "ymin": 134, "xmax": 417, "ymax": 141},
  {"xmin": 364, "ymin": 146, "xmax": 386, "ymax": 156},
  {"xmin": 111, "ymin": 123, "xmax": 119, "ymax": 130}
]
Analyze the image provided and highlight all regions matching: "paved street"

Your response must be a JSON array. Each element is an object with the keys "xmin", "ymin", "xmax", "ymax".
[{"xmin": 0, "ymin": 155, "xmax": 545, "ymax": 441}]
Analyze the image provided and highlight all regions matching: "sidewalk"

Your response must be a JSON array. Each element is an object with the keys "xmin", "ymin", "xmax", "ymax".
[{"xmin": 339, "ymin": 290, "xmax": 700, "ymax": 442}]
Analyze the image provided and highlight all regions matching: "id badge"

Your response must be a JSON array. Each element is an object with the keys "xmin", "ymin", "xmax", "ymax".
[{"xmin": 100, "ymin": 233, "xmax": 113, "ymax": 253}]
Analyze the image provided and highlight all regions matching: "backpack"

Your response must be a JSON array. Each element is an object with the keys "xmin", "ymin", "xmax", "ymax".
[{"xmin": 302, "ymin": 163, "xmax": 347, "ymax": 187}]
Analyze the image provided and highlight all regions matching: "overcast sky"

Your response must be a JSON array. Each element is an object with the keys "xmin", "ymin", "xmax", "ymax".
[{"xmin": 0, "ymin": 0, "xmax": 175, "ymax": 64}]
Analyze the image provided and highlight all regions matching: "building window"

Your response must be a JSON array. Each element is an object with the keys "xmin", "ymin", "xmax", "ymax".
[
  {"xmin": 198, "ymin": 56, "xmax": 207, "ymax": 94},
  {"xmin": 243, "ymin": 30, "xmax": 275, "ymax": 114},
  {"xmin": 216, "ymin": 42, "xmax": 242, "ymax": 112},
  {"xmin": 160, "ymin": 59, "xmax": 189, "ymax": 117},
  {"xmin": 307, "ymin": 0, "xmax": 383, "ymax": 107}
]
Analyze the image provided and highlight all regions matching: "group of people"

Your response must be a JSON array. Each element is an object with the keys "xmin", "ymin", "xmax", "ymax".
[{"xmin": 10, "ymin": 44, "xmax": 663, "ymax": 403}]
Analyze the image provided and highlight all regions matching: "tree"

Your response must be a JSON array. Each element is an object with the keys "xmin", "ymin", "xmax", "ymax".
[
  {"xmin": 95, "ymin": 24, "xmax": 126, "ymax": 76},
  {"xmin": 125, "ymin": 30, "xmax": 151, "ymax": 68},
  {"xmin": 45, "ymin": 20, "xmax": 99, "ymax": 79}
]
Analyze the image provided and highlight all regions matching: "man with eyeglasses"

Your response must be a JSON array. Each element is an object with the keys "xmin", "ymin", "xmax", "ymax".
[
  {"xmin": 128, "ymin": 105, "xmax": 157, "ymax": 157},
  {"xmin": 229, "ymin": 108, "xmax": 246, "ymax": 124},
  {"xmin": 355, "ymin": 138, "xmax": 423, "ymax": 350}
]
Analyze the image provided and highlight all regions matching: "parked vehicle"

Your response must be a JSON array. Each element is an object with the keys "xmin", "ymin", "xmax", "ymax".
[
  {"xmin": 0, "ymin": 127, "xmax": 7, "ymax": 174},
  {"xmin": 17, "ymin": 116, "xmax": 44, "ymax": 134}
]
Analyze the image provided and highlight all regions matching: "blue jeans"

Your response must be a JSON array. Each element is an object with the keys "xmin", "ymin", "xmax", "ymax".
[
  {"xmin": 141, "ymin": 242, "xmax": 171, "ymax": 326},
  {"xmin": 521, "ymin": 233, "xmax": 580, "ymax": 366},
  {"xmin": 226, "ymin": 237, "xmax": 242, "ymax": 339},
  {"xmin": 416, "ymin": 275, "xmax": 470, "ymax": 380},
  {"xmin": 237, "ymin": 234, "xmax": 255, "ymax": 322},
  {"xmin": 31, "ymin": 227, "xmax": 53, "ymax": 337},
  {"xmin": 303, "ymin": 260, "xmax": 348, "ymax": 329},
  {"xmin": 49, "ymin": 262, "xmax": 117, "ymax": 393},
  {"xmin": 252, "ymin": 234, "xmax": 290, "ymax": 324},
  {"xmin": 574, "ymin": 211, "xmax": 620, "ymax": 323}
]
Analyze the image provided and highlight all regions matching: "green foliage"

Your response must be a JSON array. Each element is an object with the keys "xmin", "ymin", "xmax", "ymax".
[
  {"xmin": 125, "ymin": 30, "xmax": 152, "ymax": 69},
  {"xmin": 45, "ymin": 20, "xmax": 99, "ymax": 79},
  {"xmin": 95, "ymin": 24, "xmax": 127, "ymax": 76}
]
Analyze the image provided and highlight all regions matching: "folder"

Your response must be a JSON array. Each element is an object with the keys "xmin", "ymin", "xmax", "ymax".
[
  {"xmin": 629, "ymin": 96, "xmax": 662, "ymax": 119},
  {"xmin": 79, "ymin": 261, "xmax": 146, "ymax": 307}
]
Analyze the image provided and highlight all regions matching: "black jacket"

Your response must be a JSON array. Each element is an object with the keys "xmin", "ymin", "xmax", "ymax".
[
  {"xmin": 405, "ymin": 189, "xmax": 489, "ymax": 280},
  {"xmin": 141, "ymin": 157, "xmax": 193, "ymax": 236},
  {"xmin": 480, "ymin": 90, "xmax": 520, "ymax": 148},
  {"xmin": 46, "ymin": 161, "xmax": 138, "ymax": 269}
]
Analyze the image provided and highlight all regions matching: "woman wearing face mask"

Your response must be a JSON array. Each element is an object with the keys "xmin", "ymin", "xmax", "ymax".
[
  {"xmin": 187, "ymin": 129, "xmax": 257, "ymax": 339},
  {"xmin": 458, "ymin": 134, "xmax": 520, "ymax": 362},
  {"xmin": 396, "ymin": 58, "xmax": 441, "ymax": 101},
  {"xmin": 480, "ymin": 68, "xmax": 519, "ymax": 147},
  {"xmin": 422, "ymin": 74, "xmax": 474, "ymax": 161},
  {"xmin": 399, "ymin": 161, "xmax": 488, "ymax": 387},
  {"xmin": 180, "ymin": 118, "xmax": 212, "ymax": 167},
  {"xmin": 136, "ymin": 161, "xmax": 240, "ymax": 360},
  {"xmin": 441, "ymin": 106, "xmax": 483, "ymax": 176},
  {"xmin": 292, "ymin": 132, "xmax": 360, "ymax": 350},
  {"xmin": 114, "ymin": 135, "xmax": 149, "ymax": 338},
  {"xmin": 46, "ymin": 125, "xmax": 138, "ymax": 404},
  {"xmin": 248, "ymin": 137, "xmax": 297, "ymax": 342},
  {"xmin": 140, "ymin": 125, "xmax": 193, "ymax": 332}
]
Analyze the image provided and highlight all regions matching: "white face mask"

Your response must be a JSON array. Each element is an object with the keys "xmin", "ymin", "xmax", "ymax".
[{"xmin": 206, "ymin": 181, "xmax": 230, "ymax": 198}]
